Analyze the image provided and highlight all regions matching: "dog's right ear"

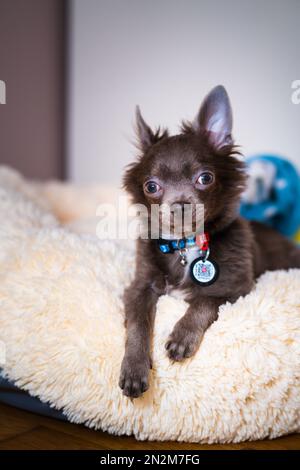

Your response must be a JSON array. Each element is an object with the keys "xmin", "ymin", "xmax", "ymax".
[
  {"xmin": 135, "ymin": 106, "xmax": 168, "ymax": 152},
  {"xmin": 135, "ymin": 106, "xmax": 155, "ymax": 152}
]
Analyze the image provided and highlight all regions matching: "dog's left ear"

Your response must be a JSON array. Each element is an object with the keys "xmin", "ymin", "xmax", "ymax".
[{"xmin": 193, "ymin": 85, "xmax": 233, "ymax": 150}]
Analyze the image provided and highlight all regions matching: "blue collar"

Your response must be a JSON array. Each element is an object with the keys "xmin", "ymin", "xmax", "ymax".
[{"xmin": 157, "ymin": 236, "xmax": 197, "ymax": 254}]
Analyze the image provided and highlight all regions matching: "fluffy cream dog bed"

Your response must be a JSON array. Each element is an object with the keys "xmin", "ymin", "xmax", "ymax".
[{"xmin": 0, "ymin": 166, "xmax": 299, "ymax": 443}]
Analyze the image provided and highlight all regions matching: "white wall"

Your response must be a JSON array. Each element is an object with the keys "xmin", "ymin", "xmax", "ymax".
[{"xmin": 68, "ymin": 0, "xmax": 300, "ymax": 184}]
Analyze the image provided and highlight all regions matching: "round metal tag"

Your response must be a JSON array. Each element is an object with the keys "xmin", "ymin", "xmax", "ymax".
[{"xmin": 190, "ymin": 258, "xmax": 219, "ymax": 286}]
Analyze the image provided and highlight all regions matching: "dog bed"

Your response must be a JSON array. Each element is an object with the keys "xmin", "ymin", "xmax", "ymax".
[{"xmin": 0, "ymin": 166, "xmax": 299, "ymax": 443}]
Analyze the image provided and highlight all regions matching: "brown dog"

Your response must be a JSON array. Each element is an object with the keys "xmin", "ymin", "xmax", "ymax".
[{"xmin": 119, "ymin": 85, "xmax": 300, "ymax": 398}]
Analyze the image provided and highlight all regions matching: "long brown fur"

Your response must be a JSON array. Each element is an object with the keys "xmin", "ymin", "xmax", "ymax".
[{"xmin": 119, "ymin": 86, "xmax": 300, "ymax": 398}]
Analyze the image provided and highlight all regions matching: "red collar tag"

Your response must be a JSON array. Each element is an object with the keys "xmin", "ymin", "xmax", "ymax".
[
  {"xmin": 191, "ymin": 233, "xmax": 219, "ymax": 286},
  {"xmin": 195, "ymin": 232, "xmax": 210, "ymax": 251}
]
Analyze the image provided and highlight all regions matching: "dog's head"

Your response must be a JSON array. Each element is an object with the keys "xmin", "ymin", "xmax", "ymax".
[{"xmin": 124, "ymin": 86, "xmax": 246, "ymax": 237}]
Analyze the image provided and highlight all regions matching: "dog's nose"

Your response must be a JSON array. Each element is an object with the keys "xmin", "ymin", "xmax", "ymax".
[
  {"xmin": 171, "ymin": 200, "xmax": 190, "ymax": 208},
  {"xmin": 171, "ymin": 201, "xmax": 191, "ymax": 213}
]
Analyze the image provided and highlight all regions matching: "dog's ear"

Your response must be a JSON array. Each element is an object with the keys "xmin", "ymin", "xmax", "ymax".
[
  {"xmin": 193, "ymin": 85, "xmax": 233, "ymax": 150},
  {"xmin": 135, "ymin": 106, "xmax": 156, "ymax": 152},
  {"xmin": 135, "ymin": 106, "xmax": 168, "ymax": 152}
]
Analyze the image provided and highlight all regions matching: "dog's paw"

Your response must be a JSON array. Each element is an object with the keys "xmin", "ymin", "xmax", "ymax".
[
  {"xmin": 165, "ymin": 327, "xmax": 203, "ymax": 362},
  {"xmin": 119, "ymin": 355, "xmax": 151, "ymax": 398}
]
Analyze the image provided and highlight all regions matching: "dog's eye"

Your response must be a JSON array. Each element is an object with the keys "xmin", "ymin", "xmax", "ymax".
[
  {"xmin": 197, "ymin": 172, "xmax": 214, "ymax": 186},
  {"xmin": 144, "ymin": 181, "xmax": 161, "ymax": 194}
]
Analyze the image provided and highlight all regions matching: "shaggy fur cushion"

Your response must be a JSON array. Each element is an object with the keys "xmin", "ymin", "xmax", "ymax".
[{"xmin": 0, "ymin": 166, "xmax": 299, "ymax": 443}]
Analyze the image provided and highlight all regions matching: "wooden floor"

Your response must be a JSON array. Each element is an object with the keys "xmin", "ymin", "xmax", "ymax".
[{"xmin": 0, "ymin": 403, "xmax": 299, "ymax": 450}]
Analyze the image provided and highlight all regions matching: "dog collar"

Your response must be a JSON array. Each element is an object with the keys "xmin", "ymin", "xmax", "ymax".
[
  {"xmin": 158, "ymin": 232, "xmax": 210, "ymax": 255},
  {"xmin": 157, "ymin": 232, "xmax": 219, "ymax": 286}
]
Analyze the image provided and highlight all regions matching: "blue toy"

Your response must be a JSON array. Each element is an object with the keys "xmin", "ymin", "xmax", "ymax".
[{"xmin": 240, "ymin": 155, "xmax": 300, "ymax": 239}]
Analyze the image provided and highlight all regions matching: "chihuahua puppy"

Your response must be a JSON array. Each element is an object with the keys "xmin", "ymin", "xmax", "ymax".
[{"xmin": 119, "ymin": 85, "xmax": 300, "ymax": 398}]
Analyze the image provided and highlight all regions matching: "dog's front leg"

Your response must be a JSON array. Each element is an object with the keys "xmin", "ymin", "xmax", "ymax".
[
  {"xmin": 165, "ymin": 296, "xmax": 224, "ymax": 362},
  {"xmin": 119, "ymin": 281, "xmax": 159, "ymax": 398}
]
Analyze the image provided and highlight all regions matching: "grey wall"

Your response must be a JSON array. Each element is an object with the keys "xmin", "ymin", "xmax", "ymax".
[
  {"xmin": 0, "ymin": 0, "xmax": 66, "ymax": 180},
  {"xmin": 68, "ymin": 0, "xmax": 300, "ymax": 185}
]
